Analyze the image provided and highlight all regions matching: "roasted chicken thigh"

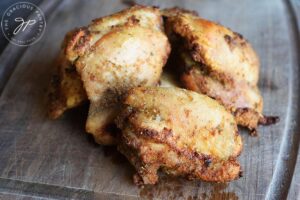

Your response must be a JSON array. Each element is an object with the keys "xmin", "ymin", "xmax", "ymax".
[
  {"xmin": 116, "ymin": 87, "xmax": 243, "ymax": 185},
  {"xmin": 163, "ymin": 8, "xmax": 278, "ymax": 135},
  {"xmin": 64, "ymin": 6, "xmax": 170, "ymax": 144}
]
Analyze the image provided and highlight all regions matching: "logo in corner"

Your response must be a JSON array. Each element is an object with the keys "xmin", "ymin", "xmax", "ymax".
[{"xmin": 1, "ymin": 2, "xmax": 46, "ymax": 46}]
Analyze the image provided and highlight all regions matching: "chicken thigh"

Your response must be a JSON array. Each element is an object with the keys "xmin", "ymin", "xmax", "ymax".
[
  {"xmin": 64, "ymin": 6, "xmax": 170, "ymax": 144},
  {"xmin": 163, "ymin": 8, "xmax": 278, "ymax": 135},
  {"xmin": 116, "ymin": 87, "xmax": 243, "ymax": 185}
]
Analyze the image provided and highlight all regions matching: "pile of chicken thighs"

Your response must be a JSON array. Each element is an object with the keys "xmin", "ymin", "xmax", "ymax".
[{"xmin": 48, "ymin": 6, "xmax": 278, "ymax": 185}]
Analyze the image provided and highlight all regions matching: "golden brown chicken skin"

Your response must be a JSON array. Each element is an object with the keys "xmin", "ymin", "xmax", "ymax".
[
  {"xmin": 48, "ymin": 30, "xmax": 87, "ymax": 119},
  {"xmin": 116, "ymin": 87, "xmax": 243, "ymax": 185},
  {"xmin": 163, "ymin": 9, "xmax": 278, "ymax": 135},
  {"xmin": 64, "ymin": 6, "xmax": 170, "ymax": 145}
]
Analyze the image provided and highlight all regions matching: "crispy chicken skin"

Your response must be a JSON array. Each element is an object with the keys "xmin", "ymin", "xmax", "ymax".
[
  {"xmin": 48, "ymin": 31, "xmax": 87, "ymax": 119},
  {"xmin": 116, "ymin": 87, "xmax": 243, "ymax": 185},
  {"xmin": 163, "ymin": 9, "xmax": 278, "ymax": 134},
  {"xmin": 164, "ymin": 8, "xmax": 259, "ymax": 85},
  {"xmin": 64, "ymin": 6, "xmax": 170, "ymax": 144},
  {"xmin": 65, "ymin": 6, "xmax": 164, "ymax": 64}
]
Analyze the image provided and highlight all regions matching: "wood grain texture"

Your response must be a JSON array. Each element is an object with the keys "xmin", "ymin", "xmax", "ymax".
[
  {"xmin": 287, "ymin": 0, "xmax": 300, "ymax": 200},
  {"xmin": 0, "ymin": 0, "xmax": 298, "ymax": 199}
]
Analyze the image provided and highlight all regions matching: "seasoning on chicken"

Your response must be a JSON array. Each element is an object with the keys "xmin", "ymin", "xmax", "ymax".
[
  {"xmin": 163, "ymin": 8, "xmax": 278, "ymax": 135},
  {"xmin": 116, "ymin": 87, "xmax": 243, "ymax": 185},
  {"xmin": 64, "ymin": 6, "xmax": 170, "ymax": 144}
]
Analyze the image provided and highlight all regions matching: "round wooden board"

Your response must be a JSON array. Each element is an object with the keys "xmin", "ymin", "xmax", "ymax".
[{"xmin": 0, "ymin": 0, "xmax": 299, "ymax": 199}]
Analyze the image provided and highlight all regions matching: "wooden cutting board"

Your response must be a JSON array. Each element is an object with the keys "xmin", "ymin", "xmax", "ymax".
[{"xmin": 0, "ymin": 0, "xmax": 299, "ymax": 199}]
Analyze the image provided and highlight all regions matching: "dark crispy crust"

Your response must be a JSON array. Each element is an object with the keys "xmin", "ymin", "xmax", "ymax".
[{"xmin": 118, "ymin": 135, "xmax": 241, "ymax": 185}]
